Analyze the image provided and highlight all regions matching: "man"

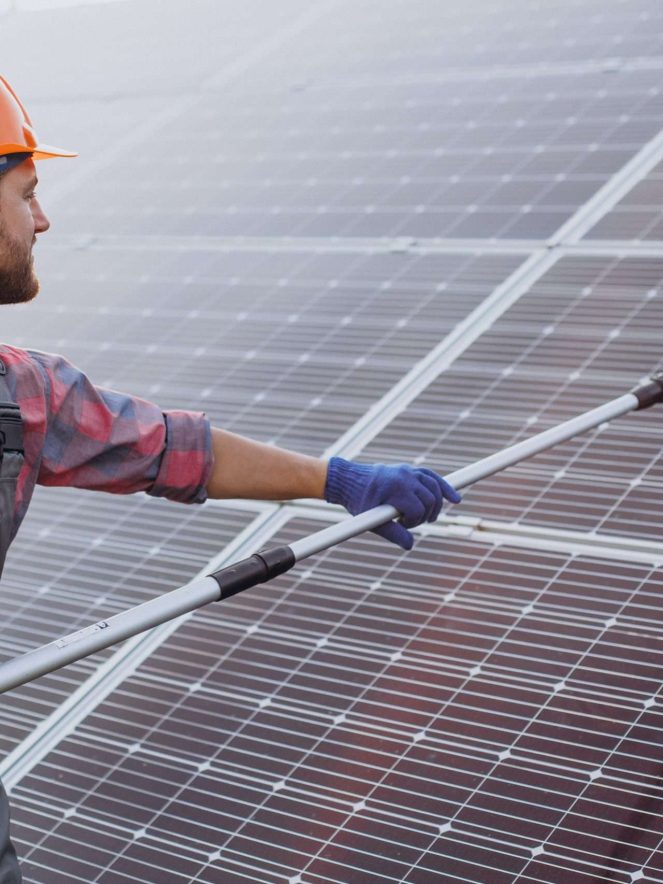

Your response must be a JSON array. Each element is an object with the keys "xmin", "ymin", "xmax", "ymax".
[{"xmin": 0, "ymin": 76, "xmax": 460, "ymax": 882}]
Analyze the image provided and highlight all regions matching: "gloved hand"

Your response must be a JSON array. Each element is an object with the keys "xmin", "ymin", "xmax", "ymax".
[{"xmin": 324, "ymin": 457, "xmax": 461, "ymax": 550}]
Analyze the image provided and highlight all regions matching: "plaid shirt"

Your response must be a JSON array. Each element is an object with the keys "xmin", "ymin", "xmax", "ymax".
[{"xmin": 0, "ymin": 345, "xmax": 213, "ymax": 542}]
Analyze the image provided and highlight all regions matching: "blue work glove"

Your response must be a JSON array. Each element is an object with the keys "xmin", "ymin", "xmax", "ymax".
[{"xmin": 324, "ymin": 457, "xmax": 461, "ymax": 550}]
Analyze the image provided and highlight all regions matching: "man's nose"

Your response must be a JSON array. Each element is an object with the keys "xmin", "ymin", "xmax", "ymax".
[{"xmin": 33, "ymin": 198, "xmax": 50, "ymax": 234}]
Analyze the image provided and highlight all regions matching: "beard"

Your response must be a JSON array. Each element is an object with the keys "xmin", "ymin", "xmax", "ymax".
[{"xmin": 0, "ymin": 235, "xmax": 39, "ymax": 305}]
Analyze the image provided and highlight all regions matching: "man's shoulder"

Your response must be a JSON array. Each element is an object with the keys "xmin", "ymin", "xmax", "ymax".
[
  {"xmin": 0, "ymin": 344, "xmax": 61, "ymax": 369},
  {"xmin": 0, "ymin": 343, "xmax": 32, "ymax": 363},
  {"xmin": 0, "ymin": 345, "xmax": 53, "ymax": 392}
]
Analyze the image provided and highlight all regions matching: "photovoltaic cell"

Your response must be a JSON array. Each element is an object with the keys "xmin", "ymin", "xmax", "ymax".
[
  {"xmin": 362, "ymin": 253, "xmax": 663, "ymax": 539},
  {"xmin": 10, "ymin": 520, "xmax": 663, "ymax": 883}
]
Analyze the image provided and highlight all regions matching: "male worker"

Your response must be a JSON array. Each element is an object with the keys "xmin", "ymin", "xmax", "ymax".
[{"xmin": 0, "ymin": 76, "xmax": 460, "ymax": 882}]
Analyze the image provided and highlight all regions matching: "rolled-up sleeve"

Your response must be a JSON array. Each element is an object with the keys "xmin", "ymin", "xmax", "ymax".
[
  {"xmin": 30, "ymin": 350, "xmax": 213, "ymax": 504},
  {"xmin": 148, "ymin": 410, "xmax": 213, "ymax": 503}
]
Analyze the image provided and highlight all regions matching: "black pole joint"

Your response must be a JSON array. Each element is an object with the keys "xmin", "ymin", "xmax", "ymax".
[
  {"xmin": 633, "ymin": 372, "xmax": 663, "ymax": 410},
  {"xmin": 209, "ymin": 545, "xmax": 296, "ymax": 601}
]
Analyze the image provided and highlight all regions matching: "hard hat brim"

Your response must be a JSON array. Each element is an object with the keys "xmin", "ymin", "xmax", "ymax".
[
  {"xmin": 32, "ymin": 143, "xmax": 77, "ymax": 159},
  {"xmin": 0, "ymin": 143, "xmax": 77, "ymax": 160}
]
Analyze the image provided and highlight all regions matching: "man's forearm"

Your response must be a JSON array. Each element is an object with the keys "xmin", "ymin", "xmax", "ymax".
[
  {"xmin": 205, "ymin": 428, "xmax": 328, "ymax": 501},
  {"xmin": 204, "ymin": 429, "xmax": 460, "ymax": 551}
]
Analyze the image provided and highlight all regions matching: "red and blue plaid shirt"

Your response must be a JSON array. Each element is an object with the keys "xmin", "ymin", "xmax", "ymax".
[{"xmin": 0, "ymin": 345, "xmax": 213, "ymax": 541}]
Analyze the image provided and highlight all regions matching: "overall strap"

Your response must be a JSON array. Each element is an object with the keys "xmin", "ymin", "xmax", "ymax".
[
  {"xmin": 0, "ymin": 399, "xmax": 22, "ymax": 476},
  {"xmin": 0, "ymin": 356, "xmax": 24, "ymax": 883},
  {"xmin": 0, "ymin": 356, "xmax": 24, "ymax": 569}
]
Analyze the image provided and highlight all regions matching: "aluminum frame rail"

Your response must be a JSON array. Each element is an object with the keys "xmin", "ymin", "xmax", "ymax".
[{"xmin": 0, "ymin": 374, "xmax": 661, "ymax": 694}]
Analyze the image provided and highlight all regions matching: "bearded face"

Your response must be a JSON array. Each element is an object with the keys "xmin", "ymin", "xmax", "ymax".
[
  {"xmin": 0, "ymin": 158, "xmax": 49, "ymax": 305},
  {"xmin": 0, "ymin": 221, "xmax": 39, "ymax": 305}
]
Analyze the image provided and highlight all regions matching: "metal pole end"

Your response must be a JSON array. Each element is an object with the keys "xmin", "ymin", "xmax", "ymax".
[{"xmin": 633, "ymin": 372, "xmax": 663, "ymax": 410}]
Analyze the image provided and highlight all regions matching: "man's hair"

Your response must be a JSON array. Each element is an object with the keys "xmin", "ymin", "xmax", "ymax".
[
  {"xmin": 0, "ymin": 167, "xmax": 7, "ymax": 208},
  {"xmin": 0, "ymin": 166, "xmax": 10, "ymax": 207},
  {"xmin": 0, "ymin": 152, "xmax": 32, "ymax": 183}
]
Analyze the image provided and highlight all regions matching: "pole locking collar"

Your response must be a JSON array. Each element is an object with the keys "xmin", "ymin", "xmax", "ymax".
[{"xmin": 633, "ymin": 372, "xmax": 663, "ymax": 410}]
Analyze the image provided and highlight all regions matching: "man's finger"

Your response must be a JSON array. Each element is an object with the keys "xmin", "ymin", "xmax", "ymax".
[
  {"xmin": 374, "ymin": 520, "xmax": 414, "ymax": 550},
  {"xmin": 417, "ymin": 472, "xmax": 444, "ymax": 520},
  {"xmin": 419, "ymin": 468, "xmax": 462, "ymax": 504}
]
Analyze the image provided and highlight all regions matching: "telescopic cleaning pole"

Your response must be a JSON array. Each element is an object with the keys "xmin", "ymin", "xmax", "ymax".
[{"xmin": 0, "ymin": 374, "xmax": 661, "ymax": 694}]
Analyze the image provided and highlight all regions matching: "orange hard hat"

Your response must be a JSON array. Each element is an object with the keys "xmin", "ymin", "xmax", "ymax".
[{"xmin": 0, "ymin": 76, "xmax": 76, "ymax": 160}]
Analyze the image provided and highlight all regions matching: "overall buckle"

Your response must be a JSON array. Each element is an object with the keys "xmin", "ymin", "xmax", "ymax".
[{"xmin": 0, "ymin": 402, "xmax": 23, "ymax": 461}]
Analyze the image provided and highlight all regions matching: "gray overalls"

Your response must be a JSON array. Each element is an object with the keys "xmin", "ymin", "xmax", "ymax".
[{"xmin": 0, "ymin": 364, "xmax": 26, "ymax": 884}]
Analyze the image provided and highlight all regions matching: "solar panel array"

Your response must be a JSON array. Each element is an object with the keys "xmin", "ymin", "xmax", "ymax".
[
  {"xmin": 12, "ymin": 525, "xmax": 663, "ymax": 884},
  {"xmin": 45, "ymin": 66, "xmax": 663, "ymax": 242},
  {"xmin": 363, "ymin": 254, "xmax": 663, "ymax": 540},
  {"xmin": 4, "ymin": 243, "xmax": 521, "ymax": 453},
  {"xmin": 0, "ymin": 0, "xmax": 662, "ymax": 882}
]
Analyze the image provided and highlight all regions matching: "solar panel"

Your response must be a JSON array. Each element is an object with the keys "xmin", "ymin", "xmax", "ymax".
[
  {"xmin": 236, "ymin": 0, "xmax": 663, "ymax": 86},
  {"xmin": 48, "ymin": 66, "xmax": 663, "ymax": 242},
  {"xmin": 10, "ymin": 520, "xmax": 663, "ymax": 883},
  {"xmin": 362, "ymin": 253, "xmax": 663, "ymax": 539},
  {"xmin": 3, "ymin": 243, "xmax": 522, "ymax": 454}
]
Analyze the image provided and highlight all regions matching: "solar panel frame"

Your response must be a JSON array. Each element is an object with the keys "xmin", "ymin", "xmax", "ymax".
[{"xmin": 583, "ymin": 159, "xmax": 663, "ymax": 241}]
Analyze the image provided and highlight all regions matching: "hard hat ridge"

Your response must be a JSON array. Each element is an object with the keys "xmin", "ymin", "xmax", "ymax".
[{"xmin": 0, "ymin": 76, "xmax": 76, "ymax": 162}]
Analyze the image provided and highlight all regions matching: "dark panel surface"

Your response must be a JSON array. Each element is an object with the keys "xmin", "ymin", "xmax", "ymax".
[
  {"xmin": 5, "ymin": 243, "xmax": 521, "ymax": 454},
  {"xmin": 0, "ymin": 491, "xmax": 259, "ymax": 756},
  {"xmin": 26, "ymin": 0, "xmax": 663, "ymax": 244},
  {"xmin": 11, "ymin": 521, "xmax": 663, "ymax": 883},
  {"xmin": 52, "ymin": 67, "xmax": 663, "ymax": 241},
  {"xmin": 363, "ymin": 253, "xmax": 663, "ymax": 540}
]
